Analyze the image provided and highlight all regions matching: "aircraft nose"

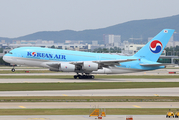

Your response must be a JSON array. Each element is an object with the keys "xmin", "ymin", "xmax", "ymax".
[{"xmin": 2, "ymin": 55, "xmax": 8, "ymax": 63}]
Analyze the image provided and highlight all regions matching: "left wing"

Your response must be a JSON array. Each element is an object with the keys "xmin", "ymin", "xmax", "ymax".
[
  {"xmin": 92, "ymin": 59, "xmax": 137, "ymax": 66},
  {"xmin": 44, "ymin": 59, "xmax": 137, "ymax": 70}
]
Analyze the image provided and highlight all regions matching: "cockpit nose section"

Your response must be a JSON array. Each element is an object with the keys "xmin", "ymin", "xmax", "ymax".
[{"xmin": 2, "ymin": 54, "xmax": 8, "ymax": 63}]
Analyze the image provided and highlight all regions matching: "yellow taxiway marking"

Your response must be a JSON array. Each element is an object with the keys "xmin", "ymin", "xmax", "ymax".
[
  {"xmin": 159, "ymin": 80, "xmax": 165, "ymax": 82},
  {"xmin": 24, "ymin": 81, "xmax": 31, "ymax": 83},
  {"xmin": 19, "ymin": 106, "xmax": 26, "ymax": 108},
  {"xmin": 154, "ymin": 94, "xmax": 159, "ymax": 96},
  {"xmin": 133, "ymin": 105, "xmax": 141, "ymax": 108},
  {"xmin": 62, "ymin": 94, "xmax": 68, "ymax": 96}
]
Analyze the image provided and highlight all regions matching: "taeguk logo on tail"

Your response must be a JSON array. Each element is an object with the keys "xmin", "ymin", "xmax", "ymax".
[{"xmin": 149, "ymin": 40, "xmax": 163, "ymax": 54}]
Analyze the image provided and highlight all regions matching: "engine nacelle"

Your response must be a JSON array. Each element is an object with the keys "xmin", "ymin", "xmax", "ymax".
[
  {"xmin": 59, "ymin": 63, "xmax": 75, "ymax": 72},
  {"xmin": 82, "ymin": 61, "xmax": 99, "ymax": 71}
]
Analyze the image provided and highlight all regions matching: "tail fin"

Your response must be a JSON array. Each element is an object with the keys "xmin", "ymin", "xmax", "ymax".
[{"xmin": 134, "ymin": 29, "xmax": 175, "ymax": 62}]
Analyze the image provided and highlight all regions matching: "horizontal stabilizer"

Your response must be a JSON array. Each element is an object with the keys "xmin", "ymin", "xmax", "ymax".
[{"xmin": 140, "ymin": 63, "xmax": 172, "ymax": 67}]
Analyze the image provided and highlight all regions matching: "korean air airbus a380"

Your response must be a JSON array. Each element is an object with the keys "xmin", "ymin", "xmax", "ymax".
[{"xmin": 3, "ymin": 29, "xmax": 174, "ymax": 79}]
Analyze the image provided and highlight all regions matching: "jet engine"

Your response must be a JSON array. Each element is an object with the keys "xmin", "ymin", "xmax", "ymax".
[
  {"xmin": 59, "ymin": 63, "xmax": 75, "ymax": 72},
  {"xmin": 82, "ymin": 61, "xmax": 100, "ymax": 71}
]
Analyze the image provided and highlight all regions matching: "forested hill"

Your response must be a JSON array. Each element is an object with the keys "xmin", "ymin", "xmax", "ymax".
[{"xmin": 2, "ymin": 14, "xmax": 179, "ymax": 43}]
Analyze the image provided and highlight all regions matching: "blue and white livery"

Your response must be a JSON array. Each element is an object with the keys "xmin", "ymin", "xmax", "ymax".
[{"xmin": 3, "ymin": 29, "xmax": 175, "ymax": 79}]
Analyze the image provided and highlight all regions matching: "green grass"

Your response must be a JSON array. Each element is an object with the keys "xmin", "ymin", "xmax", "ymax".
[
  {"xmin": 0, "ymin": 75, "xmax": 72, "ymax": 79},
  {"xmin": 0, "ymin": 108, "xmax": 175, "ymax": 115},
  {"xmin": 0, "ymin": 70, "xmax": 56, "ymax": 74},
  {"xmin": 0, "ymin": 96, "xmax": 179, "ymax": 102},
  {"xmin": 1, "ymin": 75, "xmax": 179, "ymax": 79},
  {"xmin": 95, "ymin": 75, "xmax": 179, "ymax": 79},
  {"xmin": 0, "ymin": 82, "xmax": 178, "ymax": 91}
]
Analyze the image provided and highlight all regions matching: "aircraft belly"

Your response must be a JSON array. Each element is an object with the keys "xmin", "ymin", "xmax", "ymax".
[{"xmin": 92, "ymin": 67, "xmax": 144, "ymax": 74}]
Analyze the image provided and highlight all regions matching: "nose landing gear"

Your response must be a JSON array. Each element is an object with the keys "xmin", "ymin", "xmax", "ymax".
[{"xmin": 11, "ymin": 68, "xmax": 15, "ymax": 72}]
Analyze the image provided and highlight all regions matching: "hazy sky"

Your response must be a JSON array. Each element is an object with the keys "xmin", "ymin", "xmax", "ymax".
[{"xmin": 1, "ymin": 0, "xmax": 179, "ymax": 38}]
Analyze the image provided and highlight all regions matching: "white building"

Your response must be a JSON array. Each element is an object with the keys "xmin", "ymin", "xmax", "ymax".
[
  {"xmin": 104, "ymin": 34, "xmax": 121, "ymax": 47},
  {"xmin": 122, "ymin": 44, "xmax": 145, "ymax": 55}
]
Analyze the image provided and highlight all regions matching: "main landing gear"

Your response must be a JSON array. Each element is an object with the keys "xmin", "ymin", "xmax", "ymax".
[{"xmin": 74, "ymin": 74, "xmax": 95, "ymax": 79}]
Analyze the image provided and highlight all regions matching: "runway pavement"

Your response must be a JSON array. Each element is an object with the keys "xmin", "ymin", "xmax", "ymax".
[
  {"xmin": 0, "ymin": 102, "xmax": 178, "ymax": 109},
  {"xmin": 1, "ymin": 78, "xmax": 179, "ymax": 83},
  {"xmin": 0, "ymin": 68, "xmax": 179, "ymax": 75},
  {"xmin": 0, "ymin": 115, "xmax": 170, "ymax": 120},
  {"xmin": 0, "ymin": 68, "xmax": 178, "ymax": 119},
  {"xmin": 0, "ymin": 88, "xmax": 179, "ymax": 96}
]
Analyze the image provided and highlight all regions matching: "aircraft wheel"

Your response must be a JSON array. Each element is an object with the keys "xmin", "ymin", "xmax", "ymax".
[
  {"xmin": 91, "ymin": 75, "xmax": 94, "ymax": 79},
  {"xmin": 74, "ymin": 76, "xmax": 77, "ymax": 79},
  {"xmin": 79, "ymin": 76, "xmax": 82, "ymax": 79},
  {"xmin": 11, "ymin": 68, "xmax": 15, "ymax": 72}
]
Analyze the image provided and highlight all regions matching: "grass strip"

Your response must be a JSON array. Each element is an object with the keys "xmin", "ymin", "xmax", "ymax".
[
  {"xmin": 0, "ymin": 70, "xmax": 56, "ymax": 74},
  {"xmin": 0, "ymin": 82, "xmax": 178, "ymax": 91},
  {"xmin": 0, "ymin": 96, "xmax": 179, "ymax": 102},
  {"xmin": 0, "ymin": 108, "xmax": 175, "ymax": 115},
  {"xmin": 1, "ymin": 75, "xmax": 179, "ymax": 79}
]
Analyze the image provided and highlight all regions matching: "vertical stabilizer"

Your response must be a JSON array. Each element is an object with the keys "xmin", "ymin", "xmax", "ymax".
[{"xmin": 134, "ymin": 29, "xmax": 175, "ymax": 62}]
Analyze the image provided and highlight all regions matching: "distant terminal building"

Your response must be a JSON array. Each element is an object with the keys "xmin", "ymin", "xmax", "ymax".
[
  {"xmin": 12, "ymin": 40, "xmax": 54, "ymax": 44},
  {"xmin": 103, "ymin": 34, "xmax": 121, "ymax": 47},
  {"xmin": 122, "ymin": 44, "xmax": 145, "ymax": 55}
]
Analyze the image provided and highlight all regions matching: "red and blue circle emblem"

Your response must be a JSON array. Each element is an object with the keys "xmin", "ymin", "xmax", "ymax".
[
  {"xmin": 32, "ymin": 52, "xmax": 37, "ymax": 57},
  {"xmin": 149, "ymin": 40, "xmax": 163, "ymax": 54}
]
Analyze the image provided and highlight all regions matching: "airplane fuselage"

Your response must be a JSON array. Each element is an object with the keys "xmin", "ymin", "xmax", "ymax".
[{"xmin": 3, "ymin": 47, "xmax": 164, "ymax": 74}]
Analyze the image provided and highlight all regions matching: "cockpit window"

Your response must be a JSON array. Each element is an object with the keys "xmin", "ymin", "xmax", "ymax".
[{"xmin": 9, "ymin": 52, "xmax": 13, "ymax": 54}]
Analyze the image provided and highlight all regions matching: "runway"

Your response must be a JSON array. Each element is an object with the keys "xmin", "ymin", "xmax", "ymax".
[
  {"xmin": 1, "ymin": 78, "xmax": 179, "ymax": 83},
  {"xmin": 0, "ymin": 68, "xmax": 179, "ymax": 75},
  {"xmin": 0, "ymin": 68, "xmax": 178, "ymax": 119},
  {"xmin": 0, "ymin": 115, "xmax": 170, "ymax": 120},
  {"xmin": 0, "ymin": 88, "xmax": 179, "ymax": 96},
  {"xmin": 0, "ymin": 102, "xmax": 178, "ymax": 109}
]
